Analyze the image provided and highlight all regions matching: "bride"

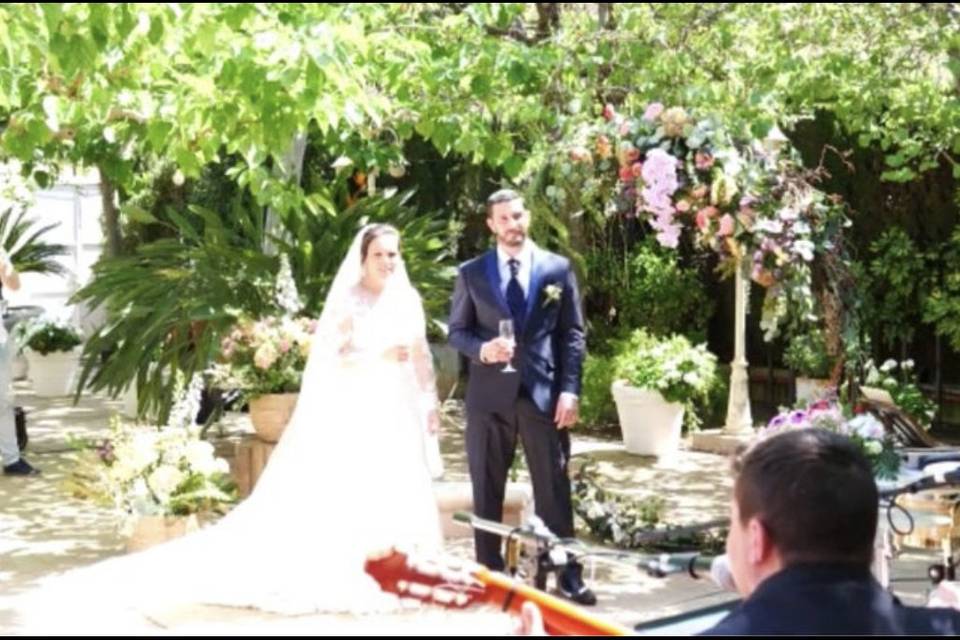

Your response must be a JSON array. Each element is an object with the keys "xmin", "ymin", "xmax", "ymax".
[{"xmin": 17, "ymin": 224, "xmax": 449, "ymax": 627}]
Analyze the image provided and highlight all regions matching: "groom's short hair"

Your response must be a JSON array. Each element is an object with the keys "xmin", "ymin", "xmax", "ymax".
[{"xmin": 486, "ymin": 189, "xmax": 523, "ymax": 217}]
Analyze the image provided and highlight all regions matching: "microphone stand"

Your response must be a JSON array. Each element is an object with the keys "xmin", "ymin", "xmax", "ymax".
[{"xmin": 452, "ymin": 511, "xmax": 716, "ymax": 584}]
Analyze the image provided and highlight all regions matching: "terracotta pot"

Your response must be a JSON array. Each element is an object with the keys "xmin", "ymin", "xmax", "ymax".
[
  {"xmin": 249, "ymin": 393, "xmax": 299, "ymax": 443},
  {"xmin": 125, "ymin": 514, "xmax": 199, "ymax": 553}
]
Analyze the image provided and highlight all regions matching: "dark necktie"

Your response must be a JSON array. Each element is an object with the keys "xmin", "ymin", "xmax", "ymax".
[{"xmin": 506, "ymin": 258, "xmax": 525, "ymax": 332}]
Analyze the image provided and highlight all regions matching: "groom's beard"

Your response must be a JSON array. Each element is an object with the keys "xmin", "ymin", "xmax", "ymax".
[{"xmin": 498, "ymin": 230, "xmax": 526, "ymax": 247}]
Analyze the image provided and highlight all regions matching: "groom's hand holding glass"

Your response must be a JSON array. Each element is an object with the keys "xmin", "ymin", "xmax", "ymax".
[{"xmin": 479, "ymin": 337, "xmax": 515, "ymax": 365}]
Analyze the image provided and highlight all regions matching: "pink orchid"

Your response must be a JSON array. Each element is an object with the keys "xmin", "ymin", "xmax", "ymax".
[
  {"xmin": 717, "ymin": 214, "xmax": 735, "ymax": 237},
  {"xmin": 643, "ymin": 102, "xmax": 664, "ymax": 122}
]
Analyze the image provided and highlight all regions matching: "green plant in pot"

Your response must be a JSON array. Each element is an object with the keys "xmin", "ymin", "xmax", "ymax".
[
  {"xmin": 784, "ymin": 327, "xmax": 833, "ymax": 403},
  {"xmin": 0, "ymin": 207, "xmax": 70, "ymax": 299},
  {"xmin": 610, "ymin": 329, "xmax": 717, "ymax": 457}
]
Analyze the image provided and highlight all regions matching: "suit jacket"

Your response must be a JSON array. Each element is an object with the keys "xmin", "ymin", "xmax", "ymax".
[
  {"xmin": 701, "ymin": 563, "xmax": 960, "ymax": 635},
  {"xmin": 447, "ymin": 244, "xmax": 585, "ymax": 415}
]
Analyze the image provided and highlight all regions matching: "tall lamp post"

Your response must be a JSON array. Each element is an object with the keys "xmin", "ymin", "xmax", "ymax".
[{"xmin": 692, "ymin": 126, "xmax": 788, "ymax": 453}]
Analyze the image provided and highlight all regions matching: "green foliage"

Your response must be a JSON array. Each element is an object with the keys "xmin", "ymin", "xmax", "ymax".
[
  {"xmin": 783, "ymin": 327, "xmax": 832, "ymax": 378},
  {"xmin": 71, "ymin": 196, "xmax": 277, "ymax": 422},
  {"xmin": 579, "ymin": 353, "xmax": 618, "ymax": 429},
  {"xmin": 21, "ymin": 318, "xmax": 82, "ymax": 355},
  {"xmin": 924, "ymin": 226, "xmax": 960, "ymax": 354},
  {"xmin": 617, "ymin": 238, "xmax": 712, "ymax": 342},
  {"xmin": 864, "ymin": 227, "xmax": 930, "ymax": 348},
  {"xmin": 0, "ymin": 207, "xmax": 69, "ymax": 283}
]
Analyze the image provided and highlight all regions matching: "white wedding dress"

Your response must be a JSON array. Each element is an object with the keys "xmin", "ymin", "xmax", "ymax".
[{"xmin": 14, "ymin": 229, "xmax": 450, "ymax": 630}]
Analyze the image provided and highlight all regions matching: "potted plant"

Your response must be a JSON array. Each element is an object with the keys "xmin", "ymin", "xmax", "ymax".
[
  {"xmin": 209, "ymin": 315, "xmax": 314, "ymax": 442},
  {"xmin": 21, "ymin": 317, "xmax": 83, "ymax": 397},
  {"xmin": 783, "ymin": 327, "xmax": 833, "ymax": 403},
  {"xmin": 610, "ymin": 329, "xmax": 717, "ymax": 457},
  {"xmin": 66, "ymin": 375, "xmax": 237, "ymax": 551},
  {"xmin": 0, "ymin": 207, "xmax": 71, "ymax": 379}
]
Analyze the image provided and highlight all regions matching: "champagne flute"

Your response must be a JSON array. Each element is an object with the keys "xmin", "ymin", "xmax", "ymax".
[{"xmin": 499, "ymin": 319, "xmax": 517, "ymax": 373}]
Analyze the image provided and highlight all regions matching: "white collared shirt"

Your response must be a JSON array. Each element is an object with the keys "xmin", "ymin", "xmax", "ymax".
[{"xmin": 497, "ymin": 241, "xmax": 534, "ymax": 299}]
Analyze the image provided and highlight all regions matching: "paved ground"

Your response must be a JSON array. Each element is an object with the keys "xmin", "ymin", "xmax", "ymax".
[{"xmin": 0, "ymin": 383, "xmax": 944, "ymax": 634}]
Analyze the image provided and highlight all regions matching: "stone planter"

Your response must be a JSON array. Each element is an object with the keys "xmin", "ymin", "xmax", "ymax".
[
  {"xmin": 612, "ymin": 381, "xmax": 686, "ymax": 458},
  {"xmin": 249, "ymin": 392, "xmax": 299, "ymax": 443},
  {"xmin": 25, "ymin": 347, "xmax": 82, "ymax": 397},
  {"xmin": 795, "ymin": 376, "xmax": 832, "ymax": 404},
  {"xmin": 125, "ymin": 513, "xmax": 200, "ymax": 553}
]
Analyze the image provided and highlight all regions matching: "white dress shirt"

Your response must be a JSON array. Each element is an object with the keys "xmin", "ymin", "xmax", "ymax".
[{"xmin": 496, "ymin": 241, "xmax": 534, "ymax": 299}]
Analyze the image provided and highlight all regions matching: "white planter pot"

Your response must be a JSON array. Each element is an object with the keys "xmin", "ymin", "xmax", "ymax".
[
  {"xmin": 612, "ymin": 381, "xmax": 685, "ymax": 458},
  {"xmin": 12, "ymin": 352, "xmax": 28, "ymax": 381},
  {"xmin": 122, "ymin": 383, "xmax": 138, "ymax": 418},
  {"xmin": 25, "ymin": 347, "xmax": 82, "ymax": 397},
  {"xmin": 796, "ymin": 377, "xmax": 832, "ymax": 404}
]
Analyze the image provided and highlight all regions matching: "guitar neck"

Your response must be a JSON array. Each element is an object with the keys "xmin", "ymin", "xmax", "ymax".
[{"xmin": 475, "ymin": 567, "xmax": 632, "ymax": 636}]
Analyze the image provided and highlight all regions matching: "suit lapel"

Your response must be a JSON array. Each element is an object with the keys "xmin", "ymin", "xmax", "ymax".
[{"xmin": 483, "ymin": 249, "xmax": 512, "ymax": 317}]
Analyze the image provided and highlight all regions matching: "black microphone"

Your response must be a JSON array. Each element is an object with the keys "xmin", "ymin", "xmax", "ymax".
[
  {"xmin": 639, "ymin": 553, "xmax": 738, "ymax": 592},
  {"xmin": 879, "ymin": 468, "xmax": 960, "ymax": 499}
]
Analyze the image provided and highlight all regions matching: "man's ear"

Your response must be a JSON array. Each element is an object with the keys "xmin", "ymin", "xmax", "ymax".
[
  {"xmin": 746, "ymin": 517, "xmax": 774, "ymax": 565},
  {"xmin": 486, "ymin": 216, "xmax": 496, "ymax": 235}
]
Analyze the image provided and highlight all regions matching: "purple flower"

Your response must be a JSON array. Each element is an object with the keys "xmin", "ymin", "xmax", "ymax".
[
  {"xmin": 789, "ymin": 409, "xmax": 808, "ymax": 425},
  {"xmin": 768, "ymin": 414, "xmax": 788, "ymax": 429}
]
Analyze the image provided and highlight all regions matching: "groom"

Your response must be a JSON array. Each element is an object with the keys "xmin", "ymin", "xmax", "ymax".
[{"xmin": 448, "ymin": 189, "xmax": 594, "ymax": 605}]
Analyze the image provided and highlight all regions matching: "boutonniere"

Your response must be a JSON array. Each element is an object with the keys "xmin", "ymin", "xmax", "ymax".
[{"xmin": 542, "ymin": 283, "xmax": 563, "ymax": 307}]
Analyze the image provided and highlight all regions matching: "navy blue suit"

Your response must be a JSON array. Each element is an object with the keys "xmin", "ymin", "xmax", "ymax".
[
  {"xmin": 702, "ymin": 563, "xmax": 960, "ymax": 635},
  {"xmin": 448, "ymin": 244, "xmax": 585, "ymax": 569}
]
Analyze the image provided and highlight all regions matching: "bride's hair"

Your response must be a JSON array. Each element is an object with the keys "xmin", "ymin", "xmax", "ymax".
[{"xmin": 360, "ymin": 224, "xmax": 400, "ymax": 262}]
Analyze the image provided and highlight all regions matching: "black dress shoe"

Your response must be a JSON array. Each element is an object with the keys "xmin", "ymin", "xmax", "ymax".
[
  {"xmin": 558, "ymin": 563, "xmax": 597, "ymax": 606},
  {"xmin": 3, "ymin": 458, "xmax": 41, "ymax": 476}
]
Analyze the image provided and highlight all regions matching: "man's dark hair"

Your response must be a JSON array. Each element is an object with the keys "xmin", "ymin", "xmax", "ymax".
[
  {"xmin": 486, "ymin": 189, "xmax": 523, "ymax": 218},
  {"xmin": 733, "ymin": 429, "xmax": 878, "ymax": 566}
]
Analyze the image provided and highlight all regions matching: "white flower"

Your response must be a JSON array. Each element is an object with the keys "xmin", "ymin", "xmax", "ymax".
[
  {"xmin": 754, "ymin": 218, "xmax": 784, "ymax": 234},
  {"xmin": 129, "ymin": 432, "xmax": 159, "ymax": 472},
  {"xmin": 847, "ymin": 414, "xmax": 885, "ymax": 441},
  {"xmin": 148, "ymin": 464, "xmax": 185, "ymax": 500},
  {"xmin": 902, "ymin": 359, "xmax": 915, "ymax": 370},
  {"xmin": 880, "ymin": 359, "xmax": 898, "ymax": 373},
  {"xmin": 184, "ymin": 440, "xmax": 216, "ymax": 473},
  {"xmin": 864, "ymin": 440, "xmax": 883, "ymax": 456},
  {"xmin": 793, "ymin": 240, "xmax": 815, "ymax": 262},
  {"xmin": 275, "ymin": 254, "xmax": 303, "ymax": 316}
]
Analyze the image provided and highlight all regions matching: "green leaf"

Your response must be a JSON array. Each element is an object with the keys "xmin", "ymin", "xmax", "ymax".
[
  {"xmin": 503, "ymin": 155, "xmax": 524, "ymax": 178},
  {"xmin": 123, "ymin": 205, "xmax": 158, "ymax": 224}
]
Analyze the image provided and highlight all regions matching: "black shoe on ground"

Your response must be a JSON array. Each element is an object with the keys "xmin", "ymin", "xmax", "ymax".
[
  {"xmin": 3, "ymin": 458, "xmax": 41, "ymax": 476},
  {"xmin": 558, "ymin": 563, "xmax": 597, "ymax": 606}
]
